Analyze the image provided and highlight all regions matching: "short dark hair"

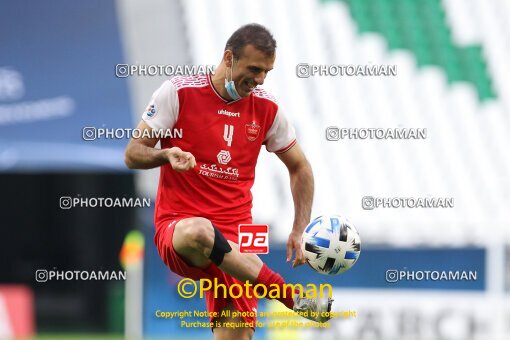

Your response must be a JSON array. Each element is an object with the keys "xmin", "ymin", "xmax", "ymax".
[{"xmin": 225, "ymin": 23, "xmax": 277, "ymax": 59}]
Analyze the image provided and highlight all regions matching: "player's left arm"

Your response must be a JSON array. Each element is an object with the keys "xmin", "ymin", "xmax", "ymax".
[{"xmin": 277, "ymin": 143, "xmax": 314, "ymax": 268}]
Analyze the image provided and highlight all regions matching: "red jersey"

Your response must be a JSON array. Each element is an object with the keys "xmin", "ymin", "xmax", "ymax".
[{"xmin": 142, "ymin": 74, "xmax": 296, "ymax": 239}]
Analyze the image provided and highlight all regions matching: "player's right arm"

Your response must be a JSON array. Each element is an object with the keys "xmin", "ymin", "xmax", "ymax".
[
  {"xmin": 124, "ymin": 80, "xmax": 195, "ymax": 171},
  {"xmin": 124, "ymin": 120, "xmax": 196, "ymax": 171}
]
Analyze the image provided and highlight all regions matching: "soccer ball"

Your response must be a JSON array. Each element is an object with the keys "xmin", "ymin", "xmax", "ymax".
[{"xmin": 301, "ymin": 215, "xmax": 361, "ymax": 275}]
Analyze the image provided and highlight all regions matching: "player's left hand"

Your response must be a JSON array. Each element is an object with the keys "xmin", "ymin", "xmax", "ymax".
[{"xmin": 286, "ymin": 230, "xmax": 306, "ymax": 268}]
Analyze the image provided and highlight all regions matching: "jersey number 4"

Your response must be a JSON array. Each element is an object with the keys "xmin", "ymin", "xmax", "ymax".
[{"xmin": 223, "ymin": 124, "xmax": 234, "ymax": 147}]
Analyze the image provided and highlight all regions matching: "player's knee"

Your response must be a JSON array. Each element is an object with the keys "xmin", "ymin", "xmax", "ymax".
[
  {"xmin": 176, "ymin": 217, "xmax": 232, "ymax": 265},
  {"xmin": 179, "ymin": 218, "xmax": 215, "ymax": 250}
]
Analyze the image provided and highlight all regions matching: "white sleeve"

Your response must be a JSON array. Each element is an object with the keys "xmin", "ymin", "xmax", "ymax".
[
  {"xmin": 141, "ymin": 80, "xmax": 179, "ymax": 129},
  {"xmin": 264, "ymin": 106, "xmax": 297, "ymax": 153}
]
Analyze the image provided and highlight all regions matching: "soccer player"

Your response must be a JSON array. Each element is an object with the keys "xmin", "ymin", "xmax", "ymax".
[{"xmin": 124, "ymin": 23, "xmax": 332, "ymax": 339}]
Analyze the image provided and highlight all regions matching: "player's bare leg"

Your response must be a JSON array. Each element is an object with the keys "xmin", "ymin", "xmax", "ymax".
[
  {"xmin": 172, "ymin": 217, "xmax": 333, "ymax": 323},
  {"xmin": 213, "ymin": 303, "xmax": 253, "ymax": 340},
  {"xmin": 172, "ymin": 217, "xmax": 263, "ymax": 282}
]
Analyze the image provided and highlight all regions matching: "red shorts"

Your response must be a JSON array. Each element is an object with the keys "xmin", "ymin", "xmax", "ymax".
[{"xmin": 154, "ymin": 217, "xmax": 258, "ymax": 328}]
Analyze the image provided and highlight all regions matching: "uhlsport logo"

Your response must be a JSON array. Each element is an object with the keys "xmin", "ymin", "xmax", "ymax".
[{"xmin": 218, "ymin": 109, "xmax": 240, "ymax": 118}]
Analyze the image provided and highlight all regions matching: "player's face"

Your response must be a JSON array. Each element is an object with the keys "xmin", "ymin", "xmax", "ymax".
[{"xmin": 229, "ymin": 45, "xmax": 275, "ymax": 97}]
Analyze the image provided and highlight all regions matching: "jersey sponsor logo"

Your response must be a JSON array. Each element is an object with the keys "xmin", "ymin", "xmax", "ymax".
[
  {"xmin": 238, "ymin": 224, "xmax": 269, "ymax": 254},
  {"xmin": 144, "ymin": 104, "xmax": 156, "ymax": 118},
  {"xmin": 245, "ymin": 121, "xmax": 260, "ymax": 141},
  {"xmin": 217, "ymin": 150, "xmax": 231, "ymax": 165},
  {"xmin": 217, "ymin": 109, "xmax": 240, "ymax": 118},
  {"xmin": 198, "ymin": 163, "xmax": 239, "ymax": 181}
]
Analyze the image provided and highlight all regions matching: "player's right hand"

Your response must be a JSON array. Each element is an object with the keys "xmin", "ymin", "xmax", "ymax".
[{"xmin": 166, "ymin": 147, "xmax": 196, "ymax": 172}]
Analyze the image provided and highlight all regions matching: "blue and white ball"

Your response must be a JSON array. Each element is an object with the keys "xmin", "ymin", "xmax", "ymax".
[{"xmin": 301, "ymin": 215, "xmax": 361, "ymax": 275}]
